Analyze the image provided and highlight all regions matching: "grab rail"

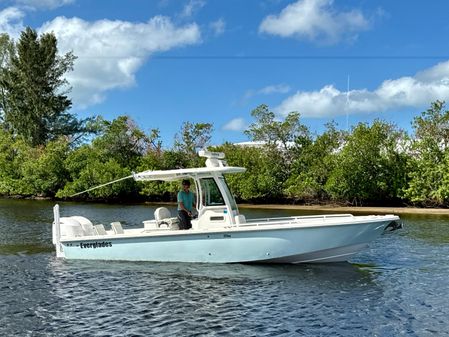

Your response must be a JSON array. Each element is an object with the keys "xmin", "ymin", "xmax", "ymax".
[
  {"xmin": 248, "ymin": 213, "xmax": 353, "ymax": 222},
  {"xmin": 241, "ymin": 214, "xmax": 354, "ymax": 227}
]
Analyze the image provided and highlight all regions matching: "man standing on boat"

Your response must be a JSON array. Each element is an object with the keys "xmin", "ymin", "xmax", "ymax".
[{"xmin": 177, "ymin": 179, "xmax": 196, "ymax": 230}]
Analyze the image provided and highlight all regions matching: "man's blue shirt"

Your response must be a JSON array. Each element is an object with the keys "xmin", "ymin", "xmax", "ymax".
[{"xmin": 177, "ymin": 191, "xmax": 194, "ymax": 211}]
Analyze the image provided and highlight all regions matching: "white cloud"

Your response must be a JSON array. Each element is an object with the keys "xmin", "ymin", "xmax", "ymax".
[
  {"xmin": 243, "ymin": 84, "xmax": 291, "ymax": 101},
  {"xmin": 180, "ymin": 0, "xmax": 206, "ymax": 18},
  {"xmin": 0, "ymin": 7, "xmax": 24, "ymax": 38},
  {"xmin": 39, "ymin": 16, "xmax": 201, "ymax": 107},
  {"xmin": 223, "ymin": 118, "xmax": 247, "ymax": 131},
  {"xmin": 259, "ymin": 0, "xmax": 370, "ymax": 44},
  {"xmin": 210, "ymin": 18, "xmax": 225, "ymax": 36},
  {"xmin": 276, "ymin": 60, "xmax": 449, "ymax": 118},
  {"xmin": 258, "ymin": 84, "xmax": 291, "ymax": 95},
  {"xmin": 15, "ymin": 0, "xmax": 74, "ymax": 10}
]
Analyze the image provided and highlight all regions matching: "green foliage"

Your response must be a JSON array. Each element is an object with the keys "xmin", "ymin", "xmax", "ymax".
[
  {"xmin": 57, "ymin": 157, "xmax": 135, "ymax": 199},
  {"xmin": 285, "ymin": 122, "xmax": 343, "ymax": 201},
  {"xmin": 241, "ymin": 104, "xmax": 312, "ymax": 198},
  {"xmin": 413, "ymin": 101, "xmax": 449, "ymax": 149},
  {"xmin": 21, "ymin": 139, "xmax": 70, "ymax": 196},
  {"xmin": 403, "ymin": 101, "xmax": 449, "ymax": 205},
  {"xmin": 0, "ymin": 33, "xmax": 14, "ymax": 121},
  {"xmin": 174, "ymin": 121, "xmax": 213, "ymax": 158},
  {"xmin": 0, "ymin": 27, "xmax": 448, "ymax": 208},
  {"xmin": 0, "ymin": 129, "xmax": 32, "ymax": 195},
  {"xmin": 137, "ymin": 149, "xmax": 188, "ymax": 199},
  {"xmin": 245, "ymin": 104, "xmax": 309, "ymax": 153},
  {"xmin": 214, "ymin": 143, "xmax": 286, "ymax": 201},
  {"xmin": 0, "ymin": 128, "xmax": 70, "ymax": 197},
  {"xmin": 56, "ymin": 116, "xmax": 150, "ymax": 199},
  {"xmin": 1, "ymin": 28, "xmax": 91, "ymax": 146},
  {"xmin": 324, "ymin": 120, "xmax": 408, "ymax": 205},
  {"xmin": 92, "ymin": 116, "xmax": 152, "ymax": 168}
]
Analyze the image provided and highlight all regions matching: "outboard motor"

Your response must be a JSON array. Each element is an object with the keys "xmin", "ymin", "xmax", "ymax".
[
  {"xmin": 59, "ymin": 217, "xmax": 84, "ymax": 237},
  {"xmin": 384, "ymin": 220, "xmax": 403, "ymax": 232},
  {"xmin": 59, "ymin": 216, "xmax": 95, "ymax": 237}
]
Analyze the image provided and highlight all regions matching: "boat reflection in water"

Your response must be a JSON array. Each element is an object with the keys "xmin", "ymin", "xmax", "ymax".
[{"xmin": 52, "ymin": 150, "xmax": 401, "ymax": 263}]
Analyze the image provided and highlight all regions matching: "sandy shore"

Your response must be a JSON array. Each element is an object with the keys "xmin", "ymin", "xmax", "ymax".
[{"xmin": 238, "ymin": 204, "xmax": 449, "ymax": 215}]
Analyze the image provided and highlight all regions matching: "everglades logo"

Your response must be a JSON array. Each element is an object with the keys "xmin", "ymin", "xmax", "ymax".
[{"xmin": 80, "ymin": 241, "xmax": 112, "ymax": 249}]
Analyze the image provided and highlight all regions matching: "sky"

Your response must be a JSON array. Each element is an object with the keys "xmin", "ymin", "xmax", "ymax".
[{"xmin": 1, "ymin": 0, "xmax": 449, "ymax": 146}]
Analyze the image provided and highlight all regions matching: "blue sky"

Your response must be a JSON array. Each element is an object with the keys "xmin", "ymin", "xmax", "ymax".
[{"xmin": 1, "ymin": 0, "xmax": 449, "ymax": 146}]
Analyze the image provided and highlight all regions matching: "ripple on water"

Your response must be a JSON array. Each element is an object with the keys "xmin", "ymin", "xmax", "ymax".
[
  {"xmin": 0, "ymin": 249, "xmax": 449, "ymax": 336},
  {"xmin": 2, "ymin": 202, "xmax": 449, "ymax": 336}
]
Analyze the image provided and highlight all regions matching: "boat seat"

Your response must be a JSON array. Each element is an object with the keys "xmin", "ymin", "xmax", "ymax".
[
  {"xmin": 154, "ymin": 207, "xmax": 179, "ymax": 229},
  {"xmin": 111, "ymin": 222, "xmax": 124, "ymax": 234},
  {"xmin": 94, "ymin": 224, "xmax": 107, "ymax": 235}
]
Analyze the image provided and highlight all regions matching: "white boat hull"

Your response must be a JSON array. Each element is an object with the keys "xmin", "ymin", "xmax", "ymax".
[
  {"xmin": 54, "ymin": 152, "xmax": 401, "ymax": 264},
  {"xmin": 58, "ymin": 217, "xmax": 396, "ymax": 263}
]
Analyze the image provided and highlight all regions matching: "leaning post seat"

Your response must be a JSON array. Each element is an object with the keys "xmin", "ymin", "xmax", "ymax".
[{"xmin": 154, "ymin": 207, "xmax": 180, "ymax": 229}]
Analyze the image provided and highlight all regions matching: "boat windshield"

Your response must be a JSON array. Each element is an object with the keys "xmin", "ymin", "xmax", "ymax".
[
  {"xmin": 218, "ymin": 177, "xmax": 238, "ymax": 213},
  {"xmin": 200, "ymin": 178, "xmax": 225, "ymax": 206}
]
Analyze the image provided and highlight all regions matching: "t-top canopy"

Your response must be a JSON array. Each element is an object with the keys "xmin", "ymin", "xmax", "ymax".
[
  {"xmin": 69, "ymin": 150, "xmax": 245, "ymax": 197},
  {"xmin": 133, "ymin": 166, "xmax": 246, "ymax": 181}
]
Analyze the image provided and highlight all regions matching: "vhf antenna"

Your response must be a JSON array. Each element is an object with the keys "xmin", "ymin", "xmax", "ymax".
[{"xmin": 346, "ymin": 75, "xmax": 350, "ymax": 131}]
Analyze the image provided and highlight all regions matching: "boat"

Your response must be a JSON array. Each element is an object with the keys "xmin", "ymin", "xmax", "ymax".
[{"xmin": 52, "ymin": 150, "xmax": 401, "ymax": 263}]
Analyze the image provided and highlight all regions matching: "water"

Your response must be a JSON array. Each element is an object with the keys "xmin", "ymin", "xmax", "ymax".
[{"xmin": 1, "ymin": 199, "xmax": 449, "ymax": 336}]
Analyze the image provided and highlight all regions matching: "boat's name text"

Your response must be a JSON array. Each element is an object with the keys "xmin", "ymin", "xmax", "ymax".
[{"xmin": 80, "ymin": 241, "xmax": 112, "ymax": 249}]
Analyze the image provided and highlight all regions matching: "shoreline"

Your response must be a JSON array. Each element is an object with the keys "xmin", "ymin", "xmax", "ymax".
[
  {"xmin": 2, "ymin": 196, "xmax": 449, "ymax": 215},
  {"xmin": 238, "ymin": 204, "xmax": 449, "ymax": 216}
]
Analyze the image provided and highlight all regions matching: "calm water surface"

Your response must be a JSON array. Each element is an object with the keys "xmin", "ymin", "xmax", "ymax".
[{"xmin": 1, "ymin": 199, "xmax": 449, "ymax": 336}]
